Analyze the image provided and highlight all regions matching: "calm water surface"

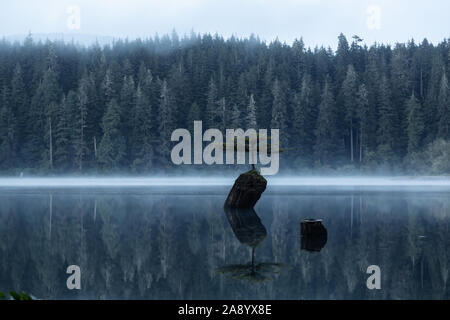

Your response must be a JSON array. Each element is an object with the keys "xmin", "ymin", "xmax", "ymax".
[{"xmin": 1, "ymin": 185, "xmax": 450, "ymax": 299}]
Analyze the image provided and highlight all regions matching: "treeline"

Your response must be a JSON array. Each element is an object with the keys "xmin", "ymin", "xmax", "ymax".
[{"xmin": 0, "ymin": 32, "xmax": 449, "ymax": 174}]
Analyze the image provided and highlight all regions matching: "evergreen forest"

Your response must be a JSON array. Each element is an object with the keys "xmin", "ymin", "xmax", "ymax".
[{"xmin": 0, "ymin": 32, "xmax": 449, "ymax": 175}]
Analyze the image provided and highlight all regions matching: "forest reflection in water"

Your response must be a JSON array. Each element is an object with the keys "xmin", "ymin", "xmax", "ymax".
[{"xmin": 0, "ymin": 186, "xmax": 450, "ymax": 299}]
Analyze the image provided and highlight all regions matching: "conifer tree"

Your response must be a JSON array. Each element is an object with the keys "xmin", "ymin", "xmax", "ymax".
[
  {"xmin": 315, "ymin": 79, "xmax": 338, "ymax": 166},
  {"xmin": 98, "ymin": 99, "xmax": 126, "ymax": 169},
  {"xmin": 74, "ymin": 76, "xmax": 91, "ymax": 171},
  {"xmin": 102, "ymin": 68, "xmax": 116, "ymax": 104},
  {"xmin": 230, "ymin": 104, "xmax": 241, "ymax": 129},
  {"xmin": 423, "ymin": 55, "xmax": 444, "ymax": 143},
  {"xmin": 10, "ymin": 64, "xmax": 27, "ymax": 157},
  {"xmin": 271, "ymin": 79, "xmax": 289, "ymax": 146},
  {"xmin": 391, "ymin": 47, "xmax": 411, "ymax": 157},
  {"xmin": 28, "ymin": 66, "xmax": 61, "ymax": 169},
  {"xmin": 377, "ymin": 76, "xmax": 397, "ymax": 163},
  {"xmin": 187, "ymin": 102, "xmax": 201, "ymax": 132},
  {"xmin": 335, "ymin": 33, "xmax": 350, "ymax": 87},
  {"xmin": 218, "ymin": 97, "xmax": 227, "ymax": 131},
  {"xmin": 437, "ymin": 72, "xmax": 450, "ymax": 139},
  {"xmin": 120, "ymin": 75, "xmax": 136, "ymax": 162},
  {"xmin": 132, "ymin": 86, "xmax": 154, "ymax": 171},
  {"xmin": 54, "ymin": 96, "xmax": 73, "ymax": 170},
  {"xmin": 138, "ymin": 64, "xmax": 154, "ymax": 100},
  {"xmin": 362, "ymin": 49, "xmax": 380, "ymax": 154},
  {"xmin": 342, "ymin": 65, "xmax": 359, "ymax": 162},
  {"xmin": 293, "ymin": 73, "xmax": 315, "ymax": 165},
  {"xmin": 206, "ymin": 78, "xmax": 219, "ymax": 128},
  {"xmin": 292, "ymin": 38, "xmax": 306, "ymax": 88},
  {"xmin": 0, "ymin": 86, "xmax": 17, "ymax": 168},
  {"xmin": 356, "ymin": 84, "xmax": 369, "ymax": 163},
  {"xmin": 158, "ymin": 80, "xmax": 176, "ymax": 164},
  {"xmin": 246, "ymin": 94, "xmax": 257, "ymax": 129},
  {"xmin": 121, "ymin": 76, "xmax": 136, "ymax": 123},
  {"xmin": 406, "ymin": 93, "xmax": 424, "ymax": 154}
]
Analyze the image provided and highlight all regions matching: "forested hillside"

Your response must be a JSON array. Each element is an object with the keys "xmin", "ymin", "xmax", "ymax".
[{"xmin": 0, "ymin": 33, "xmax": 449, "ymax": 174}]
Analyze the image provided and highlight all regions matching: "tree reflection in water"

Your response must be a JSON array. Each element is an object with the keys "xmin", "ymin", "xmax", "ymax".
[
  {"xmin": 215, "ymin": 207, "xmax": 286, "ymax": 282},
  {"xmin": 1, "ymin": 188, "xmax": 450, "ymax": 299}
]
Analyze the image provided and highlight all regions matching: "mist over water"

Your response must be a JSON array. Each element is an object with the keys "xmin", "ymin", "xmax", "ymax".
[
  {"xmin": 1, "ymin": 176, "xmax": 450, "ymax": 188},
  {"xmin": 2, "ymin": 175, "xmax": 450, "ymax": 299}
]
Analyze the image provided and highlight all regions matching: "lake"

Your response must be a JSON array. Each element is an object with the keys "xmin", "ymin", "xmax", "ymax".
[{"xmin": 1, "ymin": 179, "xmax": 450, "ymax": 299}]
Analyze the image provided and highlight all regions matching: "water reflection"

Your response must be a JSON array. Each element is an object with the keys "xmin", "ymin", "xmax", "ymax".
[
  {"xmin": 215, "ymin": 207, "xmax": 284, "ymax": 282},
  {"xmin": 0, "ymin": 187, "xmax": 450, "ymax": 299},
  {"xmin": 300, "ymin": 219, "xmax": 328, "ymax": 252}
]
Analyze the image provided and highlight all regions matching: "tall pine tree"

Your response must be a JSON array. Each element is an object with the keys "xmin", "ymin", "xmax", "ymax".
[
  {"xmin": 271, "ymin": 79, "xmax": 289, "ymax": 147},
  {"xmin": 132, "ymin": 86, "xmax": 154, "ymax": 171},
  {"xmin": 315, "ymin": 79, "xmax": 338, "ymax": 166},
  {"xmin": 246, "ymin": 94, "xmax": 257, "ymax": 129},
  {"xmin": 0, "ymin": 86, "xmax": 17, "ymax": 168},
  {"xmin": 437, "ymin": 72, "xmax": 450, "ymax": 139},
  {"xmin": 342, "ymin": 64, "xmax": 359, "ymax": 162},
  {"xmin": 98, "ymin": 99, "xmax": 126, "ymax": 170},
  {"xmin": 158, "ymin": 80, "xmax": 176, "ymax": 165},
  {"xmin": 406, "ymin": 92, "xmax": 424, "ymax": 154}
]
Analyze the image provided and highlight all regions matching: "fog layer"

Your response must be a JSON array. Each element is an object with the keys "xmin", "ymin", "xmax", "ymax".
[{"xmin": 1, "ymin": 176, "xmax": 450, "ymax": 187}]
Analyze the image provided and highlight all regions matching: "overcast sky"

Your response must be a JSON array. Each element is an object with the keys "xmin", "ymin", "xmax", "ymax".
[{"xmin": 1, "ymin": 0, "xmax": 449, "ymax": 48}]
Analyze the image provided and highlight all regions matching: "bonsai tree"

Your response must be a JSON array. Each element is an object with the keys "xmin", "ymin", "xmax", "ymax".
[
  {"xmin": 221, "ymin": 132, "xmax": 288, "ymax": 208},
  {"xmin": 221, "ymin": 134, "xmax": 285, "ymax": 173}
]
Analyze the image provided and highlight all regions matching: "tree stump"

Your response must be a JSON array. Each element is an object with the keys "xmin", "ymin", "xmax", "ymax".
[
  {"xmin": 224, "ymin": 170, "xmax": 267, "ymax": 208},
  {"xmin": 300, "ymin": 219, "xmax": 327, "ymax": 252}
]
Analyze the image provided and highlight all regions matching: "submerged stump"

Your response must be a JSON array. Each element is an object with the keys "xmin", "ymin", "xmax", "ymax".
[
  {"xmin": 224, "ymin": 169, "xmax": 267, "ymax": 209},
  {"xmin": 300, "ymin": 219, "xmax": 328, "ymax": 252}
]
